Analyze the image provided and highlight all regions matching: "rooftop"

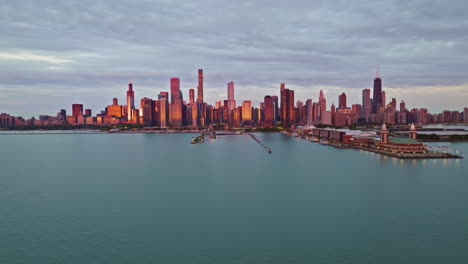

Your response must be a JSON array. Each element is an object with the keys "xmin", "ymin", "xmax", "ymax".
[{"xmin": 389, "ymin": 137, "xmax": 419, "ymax": 144}]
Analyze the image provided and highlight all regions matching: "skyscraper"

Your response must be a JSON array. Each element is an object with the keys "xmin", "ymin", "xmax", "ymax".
[
  {"xmin": 272, "ymin": 95, "xmax": 279, "ymax": 122},
  {"xmin": 280, "ymin": 83, "xmax": 287, "ymax": 124},
  {"xmin": 197, "ymin": 69, "xmax": 203, "ymax": 103},
  {"xmin": 242, "ymin": 100, "xmax": 252, "ymax": 124},
  {"xmin": 390, "ymin": 98, "xmax": 397, "ymax": 109},
  {"xmin": 158, "ymin": 92, "xmax": 169, "ymax": 128},
  {"xmin": 400, "ymin": 100, "xmax": 406, "ymax": 112},
  {"xmin": 372, "ymin": 70, "xmax": 382, "ymax": 114},
  {"xmin": 170, "ymin": 77, "xmax": 181, "ymax": 104},
  {"xmin": 319, "ymin": 90, "xmax": 326, "ymax": 118},
  {"xmin": 72, "ymin": 104, "xmax": 83, "ymax": 118},
  {"xmin": 140, "ymin": 97, "xmax": 154, "ymax": 126},
  {"xmin": 381, "ymin": 90, "xmax": 386, "ymax": 108},
  {"xmin": 170, "ymin": 77, "xmax": 183, "ymax": 127},
  {"xmin": 189, "ymin": 88, "xmax": 195, "ymax": 105},
  {"xmin": 227, "ymin": 81, "xmax": 236, "ymax": 111},
  {"xmin": 464, "ymin": 108, "xmax": 468, "ymax": 123},
  {"xmin": 127, "ymin": 82, "xmax": 135, "ymax": 121},
  {"xmin": 263, "ymin": 96, "xmax": 274, "ymax": 127},
  {"xmin": 362, "ymin": 88, "xmax": 371, "ymax": 122},
  {"xmin": 306, "ymin": 99, "xmax": 313, "ymax": 125},
  {"xmin": 287, "ymin": 89, "xmax": 295, "ymax": 126},
  {"xmin": 339, "ymin": 92, "xmax": 347, "ymax": 109}
]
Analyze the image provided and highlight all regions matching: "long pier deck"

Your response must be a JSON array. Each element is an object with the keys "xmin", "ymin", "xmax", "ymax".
[{"xmin": 248, "ymin": 133, "xmax": 272, "ymax": 153}]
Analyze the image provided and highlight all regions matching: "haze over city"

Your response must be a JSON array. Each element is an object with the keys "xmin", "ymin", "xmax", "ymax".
[{"xmin": 1, "ymin": 0, "xmax": 468, "ymax": 117}]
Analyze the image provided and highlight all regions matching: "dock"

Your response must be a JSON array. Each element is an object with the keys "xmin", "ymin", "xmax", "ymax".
[{"xmin": 248, "ymin": 133, "xmax": 272, "ymax": 153}]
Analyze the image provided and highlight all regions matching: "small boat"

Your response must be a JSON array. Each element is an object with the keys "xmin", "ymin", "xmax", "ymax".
[
  {"xmin": 268, "ymin": 149, "xmax": 272, "ymax": 154},
  {"xmin": 312, "ymin": 137, "xmax": 319, "ymax": 142}
]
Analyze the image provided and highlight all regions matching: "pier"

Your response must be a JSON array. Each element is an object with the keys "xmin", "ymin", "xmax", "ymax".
[
  {"xmin": 191, "ymin": 133, "xmax": 205, "ymax": 144},
  {"xmin": 248, "ymin": 133, "xmax": 272, "ymax": 153}
]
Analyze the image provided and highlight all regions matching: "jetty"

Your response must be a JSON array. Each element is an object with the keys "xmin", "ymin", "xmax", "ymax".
[
  {"xmin": 248, "ymin": 133, "xmax": 272, "ymax": 153},
  {"xmin": 191, "ymin": 133, "xmax": 205, "ymax": 144}
]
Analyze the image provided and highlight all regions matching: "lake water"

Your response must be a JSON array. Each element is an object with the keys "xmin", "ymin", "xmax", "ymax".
[{"xmin": 1, "ymin": 133, "xmax": 467, "ymax": 263}]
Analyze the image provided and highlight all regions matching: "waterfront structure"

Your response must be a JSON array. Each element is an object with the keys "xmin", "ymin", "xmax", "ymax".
[
  {"xmin": 380, "ymin": 123, "xmax": 389, "ymax": 144},
  {"xmin": 409, "ymin": 123, "xmax": 417, "ymax": 139}
]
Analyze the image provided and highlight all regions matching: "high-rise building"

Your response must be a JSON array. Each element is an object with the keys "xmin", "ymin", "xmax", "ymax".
[
  {"xmin": 390, "ymin": 98, "xmax": 397, "ymax": 109},
  {"xmin": 170, "ymin": 77, "xmax": 181, "ymax": 104},
  {"xmin": 72, "ymin": 104, "xmax": 83, "ymax": 118},
  {"xmin": 140, "ymin": 97, "xmax": 155, "ymax": 126},
  {"xmin": 305, "ymin": 99, "xmax": 313, "ymax": 125},
  {"xmin": 339, "ymin": 92, "xmax": 347, "ymax": 109},
  {"xmin": 280, "ymin": 85, "xmax": 295, "ymax": 127},
  {"xmin": 127, "ymin": 82, "xmax": 135, "ymax": 121},
  {"xmin": 362, "ymin": 89, "xmax": 371, "ymax": 122},
  {"xmin": 464, "ymin": 108, "xmax": 468, "ymax": 122},
  {"xmin": 381, "ymin": 90, "xmax": 386, "ymax": 108},
  {"xmin": 452, "ymin": 111, "xmax": 460, "ymax": 123},
  {"xmin": 318, "ymin": 90, "xmax": 326, "ymax": 120},
  {"xmin": 158, "ymin": 96, "xmax": 168, "ymax": 128},
  {"xmin": 442, "ymin": 110, "xmax": 452, "ymax": 122},
  {"xmin": 263, "ymin": 96, "xmax": 274, "ymax": 127},
  {"xmin": 372, "ymin": 70, "xmax": 382, "ymax": 114},
  {"xmin": 280, "ymin": 83, "xmax": 287, "ymax": 123},
  {"xmin": 107, "ymin": 98, "xmax": 124, "ymax": 118},
  {"xmin": 400, "ymin": 100, "xmax": 406, "ymax": 112},
  {"xmin": 84, "ymin": 109, "xmax": 92, "ymax": 117},
  {"xmin": 287, "ymin": 90, "xmax": 295, "ymax": 126},
  {"xmin": 227, "ymin": 81, "xmax": 236, "ymax": 111},
  {"xmin": 215, "ymin": 100, "xmax": 221, "ymax": 109},
  {"xmin": 189, "ymin": 88, "xmax": 195, "ymax": 105},
  {"xmin": 242, "ymin": 100, "xmax": 252, "ymax": 123},
  {"xmin": 296, "ymin": 100, "xmax": 305, "ymax": 124},
  {"xmin": 170, "ymin": 77, "xmax": 183, "ymax": 127},
  {"xmin": 197, "ymin": 69, "xmax": 203, "ymax": 103},
  {"xmin": 272, "ymin": 95, "xmax": 279, "ymax": 122}
]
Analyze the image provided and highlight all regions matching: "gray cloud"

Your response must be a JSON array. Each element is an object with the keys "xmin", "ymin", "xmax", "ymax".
[{"xmin": 0, "ymin": 0, "xmax": 467, "ymax": 116}]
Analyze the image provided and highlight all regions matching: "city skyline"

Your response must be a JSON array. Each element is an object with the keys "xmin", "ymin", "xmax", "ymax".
[
  {"xmin": 1, "ymin": 0, "xmax": 468, "ymax": 117},
  {"xmin": 2, "ymin": 67, "xmax": 467, "ymax": 128}
]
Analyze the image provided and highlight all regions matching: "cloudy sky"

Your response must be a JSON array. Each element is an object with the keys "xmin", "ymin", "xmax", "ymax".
[{"xmin": 1, "ymin": 0, "xmax": 467, "ymax": 117}]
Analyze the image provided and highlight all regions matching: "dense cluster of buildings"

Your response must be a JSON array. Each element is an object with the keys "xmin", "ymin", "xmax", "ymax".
[{"xmin": 1, "ymin": 69, "xmax": 468, "ymax": 128}]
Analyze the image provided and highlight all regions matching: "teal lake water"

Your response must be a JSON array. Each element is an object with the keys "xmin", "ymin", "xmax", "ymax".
[{"xmin": 1, "ymin": 133, "xmax": 468, "ymax": 263}]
